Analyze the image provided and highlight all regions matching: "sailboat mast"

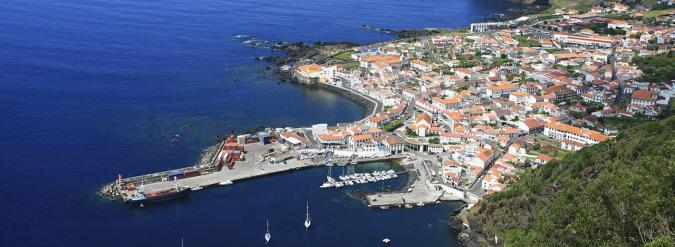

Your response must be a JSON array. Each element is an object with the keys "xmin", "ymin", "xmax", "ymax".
[{"xmin": 304, "ymin": 201, "xmax": 312, "ymax": 229}]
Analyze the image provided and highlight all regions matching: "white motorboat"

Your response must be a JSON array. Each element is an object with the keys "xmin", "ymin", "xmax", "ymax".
[
  {"xmin": 382, "ymin": 238, "xmax": 391, "ymax": 244},
  {"xmin": 190, "ymin": 186, "xmax": 203, "ymax": 191},
  {"xmin": 320, "ymin": 182, "xmax": 333, "ymax": 189}
]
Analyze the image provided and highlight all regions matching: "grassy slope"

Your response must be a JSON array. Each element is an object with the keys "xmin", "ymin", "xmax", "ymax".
[
  {"xmin": 643, "ymin": 9, "xmax": 675, "ymax": 18},
  {"xmin": 466, "ymin": 116, "xmax": 675, "ymax": 246},
  {"xmin": 548, "ymin": 0, "xmax": 601, "ymax": 10}
]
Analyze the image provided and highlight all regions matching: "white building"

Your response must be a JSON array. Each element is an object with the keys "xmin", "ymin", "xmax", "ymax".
[{"xmin": 543, "ymin": 122, "xmax": 608, "ymax": 146}]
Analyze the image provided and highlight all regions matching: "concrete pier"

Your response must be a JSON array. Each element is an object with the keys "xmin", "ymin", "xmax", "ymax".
[
  {"xmin": 365, "ymin": 163, "xmax": 444, "ymax": 207},
  {"xmin": 140, "ymin": 144, "xmax": 315, "ymax": 192},
  {"xmin": 115, "ymin": 141, "xmax": 405, "ymax": 202},
  {"xmin": 367, "ymin": 190, "xmax": 444, "ymax": 207},
  {"xmin": 366, "ymin": 155, "xmax": 467, "ymax": 207}
]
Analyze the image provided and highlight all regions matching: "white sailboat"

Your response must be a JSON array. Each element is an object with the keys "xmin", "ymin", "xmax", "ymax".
[
  {"xmin": 265, "ymin": 220, "xmax": 271, "ymax": 244},
  {"xmin": 304, "ymin": 201, "xmax": 312, "ymax": 230},
  {"xmin": 320, "ymin": 153, "xmax": 336, "ymax": 188}
]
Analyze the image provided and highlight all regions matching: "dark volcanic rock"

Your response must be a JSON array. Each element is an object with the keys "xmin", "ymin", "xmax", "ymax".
[{"xmin": 373, "ymin": 27, "xmax": 445, "ymax": 38}]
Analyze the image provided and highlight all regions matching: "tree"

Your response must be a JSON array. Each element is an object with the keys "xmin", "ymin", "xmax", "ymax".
[
  {"xmin": 632, "ymin": 53, "xmax": 675, "ymax": 84},
  {"xmin": 644, "ymin": 236, "xmax": 675, "ymax": 247},
  {"xmin": 405, "ymin": 127, "xmax": 417, "ymax": 137},
  {"xmin": 383, "ymin": 119, "xmax": 404, "ymax": 132},
  {"xmin": 571, "ymin": 111, "xmax": 585, "ymax": 119}
]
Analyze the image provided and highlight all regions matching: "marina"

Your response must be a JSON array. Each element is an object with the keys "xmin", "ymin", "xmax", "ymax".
[{"xmin": 321, "ymin": 169, "xmax": 400, "ymax": 189}]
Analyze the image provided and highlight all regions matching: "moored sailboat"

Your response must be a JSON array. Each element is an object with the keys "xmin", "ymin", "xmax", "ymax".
[
  {"xmin": 265, "ymin": 220, "xmax": 271, "ymax": 244},
  {"xmin": 304, "ymin": 201, "xmax": 312, "ymax": 230}
]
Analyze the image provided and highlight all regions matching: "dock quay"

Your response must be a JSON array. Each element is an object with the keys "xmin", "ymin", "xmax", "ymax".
[
  {"xmin": 110, "ymin": 135, "xmax": 407, "ymax": 204},
  {"xmin": 365, "ymin": 165, "xmax": 443, "ymax": 208},
  {"xmin": 365, "ymin": 154, "xmax": 468, "ymax": 208},
  {"xmin": 366, "ymin": 190, "xmax": 444, "ymax": 207}
]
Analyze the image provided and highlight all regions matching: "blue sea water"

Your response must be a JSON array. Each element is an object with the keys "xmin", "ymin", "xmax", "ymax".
[{"xmin": 0, "ymin": 0, "xmax": 523, "ymax": 246}]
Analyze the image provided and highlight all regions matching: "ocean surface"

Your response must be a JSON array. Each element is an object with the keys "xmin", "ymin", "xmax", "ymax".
[{"xmin": 0, "ymin": 0, "xmax": 523, "ymax": 246}]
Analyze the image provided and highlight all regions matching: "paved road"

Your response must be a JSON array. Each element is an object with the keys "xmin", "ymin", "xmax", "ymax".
[{"xmin": 465, "ymin": 142, "xmax": 513, "ymax": 197}]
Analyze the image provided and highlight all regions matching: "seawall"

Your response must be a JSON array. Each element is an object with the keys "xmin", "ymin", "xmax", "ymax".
[{"xmin": 313, "ymin": 82, "xmax": 382, "ymax": 120}]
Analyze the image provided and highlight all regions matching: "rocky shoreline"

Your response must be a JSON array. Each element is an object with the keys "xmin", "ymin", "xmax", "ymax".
[
  {"xmin": 257, "ymin": 41, "xmax": 358, "ymax": 69},
  {"xmin": 449, "ymin": 208, "xmax": 488, "ymax": 247},
  {"xmin": 482, "ymin": 3, "xmax": 549, "ymax": 22},
  {"xmin": 254, "ymin": 41, "xmax": 383, "ymax": 118},
  {"xmin": 361, "ymin": 25, "xmax": 449, "ymax": 38}
]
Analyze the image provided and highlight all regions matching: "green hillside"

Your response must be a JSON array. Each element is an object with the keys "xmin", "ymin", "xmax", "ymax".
[
  {"xmin": 465, "ymin": 116, "xmax": 675, "ymax": 246},
  {"xmin": 548, "ymin": 0, "xmax": 601, "ymax": 10}
]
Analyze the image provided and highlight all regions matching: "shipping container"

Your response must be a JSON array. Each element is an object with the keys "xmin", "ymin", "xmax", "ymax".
[{"xmin": 184, "ymin": 170, "xmax": 201, "ymax": 178}]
